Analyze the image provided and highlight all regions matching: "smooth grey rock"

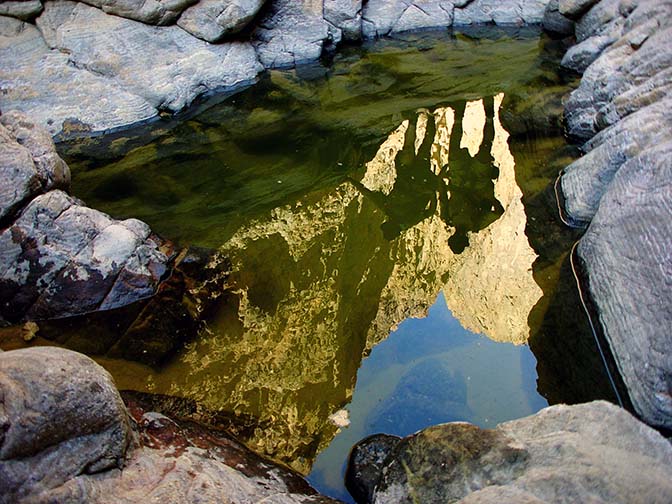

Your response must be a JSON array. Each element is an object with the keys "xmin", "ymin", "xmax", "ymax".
[
  {"xmin": 561, "ymin": 97, "xmax": 672, "ymax": 226},
  {"xmin": 324, "ymin": 0, "xmax": 362, "ymax": 40},
  {"xmin": 542, "ymin": 0, "xmax": 575, "ymax": 36},
  {"xmin": 0, "ymin": 111, "xmax": 69, "ymax": 223},
  {"xmin": 349, "ymin": 402, "xmax": 672, "ymax": 503},
  {"xmin": 0, "ymin": 0, "xmax": 43, "ymax": 20},
  {"xmin": 577, "ymin": 142, "xmax": 672, "ymax": 429},
  {"xmin": 177, "ymin": 0, "xmax": 267, "ymax": 42},
  {"xmin": 0, "ymin": 189, "xmax": 171, "ymax": 323},
  {"xmin": 78, "ymin": 0, "xmax": 197, "ymax": 25},
  {"xmin": 361, "ymin": 0, "xmax": 454, "ymax": 38},
  {"xmin": 0, "ymin": 347, "xmax": 132, "ymax": 503},
  {"xmin": 1, "ymin": 2, "xmax": 262, "ymax": 137},
  {"xmin": 558, "ymin": 0, "xmax": 598, "ymax": 19},
  {"xmin": 252, "ymin": 0, "xmax": 332, "ymax": 68}
]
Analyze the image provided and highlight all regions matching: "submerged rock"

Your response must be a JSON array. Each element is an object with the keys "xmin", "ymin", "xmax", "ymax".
[
  {"xmin": 0, "ymin": 346, "xmax": 341, "ymax": 503},
  {"xmin": 346, "ymin": 401, "xmax": 672, "ymax": 503}
]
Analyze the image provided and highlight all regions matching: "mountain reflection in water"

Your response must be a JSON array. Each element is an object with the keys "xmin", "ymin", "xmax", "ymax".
[{"xmin": 103, "ymin": 93, "xmax": 544, "ymax": 477}]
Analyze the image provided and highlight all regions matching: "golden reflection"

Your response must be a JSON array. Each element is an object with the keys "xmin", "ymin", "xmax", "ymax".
[
  {"xmin": 108, "ymin": 93, "xmax": 541, "ymax": 474},
  {"xmin": 460, "ymin": 98, "xmax": 487, "ymax": 157}
]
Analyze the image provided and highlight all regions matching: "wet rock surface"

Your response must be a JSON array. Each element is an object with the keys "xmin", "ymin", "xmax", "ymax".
[
  {"xmin": 0, "ymin": 346, "xmax": 341, "ymax": 504},
  {"xmin": 556, "ymin": 0, "xmax": 672, "ymax": 429},
  {"xmin": 346, "ymin": 401, "xmax": 672, "ymax": 504}
]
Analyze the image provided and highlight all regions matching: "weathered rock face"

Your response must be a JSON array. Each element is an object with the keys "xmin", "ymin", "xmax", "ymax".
[
  {"xmin": 555, "ymin": 0, "xmax": 672, "ymax": 429},
  {"xmin": 1, "ymin": 0, "xmax": 553, "ymax": 137},
  {"xmin": 0, "ymin": 346, "xmax": 132, "ymax": 503},
  {"xmin": 563, "ymin": 0, "xmax": 672, "ymax": 140},
  {"xmin": 0, "ymin": 346, "xmax": 341, "ymax": 503},
  {"xmin": 347, "ymin": 401, "xmax": 672, "ymax": 504},
  {"xmin": 0, "ymin": 111, "xmax": 176, "ymax": 324},
  {"xmin": 178, "ymin": 0, "xmax": 267, "ymax": 42}
]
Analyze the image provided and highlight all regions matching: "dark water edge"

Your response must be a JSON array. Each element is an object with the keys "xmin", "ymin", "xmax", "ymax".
[{"xmin": 1, "ymin": 28, "xmax": 629, "ymax": 503}]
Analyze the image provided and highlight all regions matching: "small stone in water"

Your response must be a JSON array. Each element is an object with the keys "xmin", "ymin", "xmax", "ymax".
[{"xmin": 329, "ymin": 409, "xmax": 350, "ymax": 428}]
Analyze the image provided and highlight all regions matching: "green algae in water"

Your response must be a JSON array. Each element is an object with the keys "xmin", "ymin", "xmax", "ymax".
[{"xmin": 55, "ymin": 29, "xmax": 623, "ymax": 502}]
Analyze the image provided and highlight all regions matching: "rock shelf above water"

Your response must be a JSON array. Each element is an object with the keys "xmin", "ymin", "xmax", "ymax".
[{"xmin": 0, "ymin": 0, "xmax": 551, "ymax": 138}]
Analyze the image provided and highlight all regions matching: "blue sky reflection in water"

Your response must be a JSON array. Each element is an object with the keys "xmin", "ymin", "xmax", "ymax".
[{"xmin": 308, "ymin": 292, "xmax": 548, "ymax": 502}]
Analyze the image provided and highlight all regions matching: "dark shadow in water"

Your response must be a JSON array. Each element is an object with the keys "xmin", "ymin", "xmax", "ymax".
[{"xmin": 351, "ymin": 96, "xmax": 503, "ymax": 254}]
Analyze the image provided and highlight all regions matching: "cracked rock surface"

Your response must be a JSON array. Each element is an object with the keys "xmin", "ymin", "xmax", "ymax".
[{"xmin": 0, "ymin": 112, "xmax": 174, "ymax": 324}]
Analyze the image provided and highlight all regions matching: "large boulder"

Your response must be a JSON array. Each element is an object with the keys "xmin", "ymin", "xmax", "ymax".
[
  {"xmin": 0, "ymin": 111, "xmax": 175, "ymax": 324},
  {"xmin": 0, "ymin": 189, "xmax": 173, "ymax": 323},
  {"xmin": 0, "ymin": 14, "xmax": 158, "ymax": 137},
  {"xmin": 0, "ymin": 2, "xmax": 262, "ymax": 137},
  {"xmin": 346, "ymin": 401, "xmax": 672, "ymax": 503},
  {"xmin": 0, "ymin": 347, "xmax": 341, "ymax": 503},
  {"xmin": 177, "ymin": 0, "xmax": 267, "ymax": 42},
  {"xmin": 0, "ymin": 347, "xmax": 132, "ymax": 503},
  {"xmin": 574, "ymin": 141, "xmax": 672, "ymax": 429}
]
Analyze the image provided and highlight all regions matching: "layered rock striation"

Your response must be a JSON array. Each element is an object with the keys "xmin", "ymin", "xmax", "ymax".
[
  {"xmin": 1, "ymin": 0, "xmax": 552, "ymax": 138},
  {"xmin": 551, "ymin": 0, "xmax": 672, "ymax": 429}
]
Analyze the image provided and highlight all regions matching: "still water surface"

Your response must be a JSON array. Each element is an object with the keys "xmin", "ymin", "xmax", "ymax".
[{"xmin": 59, "ymin": 29, "xmax": 618, "ymax": 502}]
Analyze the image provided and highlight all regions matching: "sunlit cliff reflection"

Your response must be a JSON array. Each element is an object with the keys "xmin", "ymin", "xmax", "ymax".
[{"xmin": 108, "ymin": 94, "xmax": 541, "ymax": 473}]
